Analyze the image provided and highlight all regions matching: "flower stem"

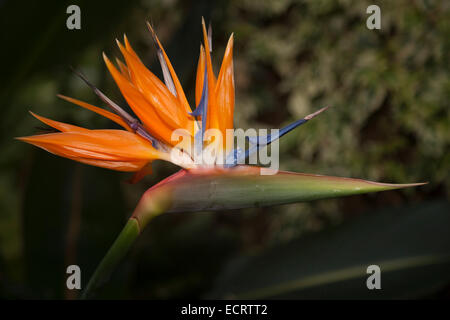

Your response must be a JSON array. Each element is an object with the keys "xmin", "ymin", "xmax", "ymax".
[
  {"xmin": 81, "ymin": 186, "xmax": 172, "ymax": 299},
  {"xmin": 81, "ymin": 218, "xmax": 140, "ymax": 299}
]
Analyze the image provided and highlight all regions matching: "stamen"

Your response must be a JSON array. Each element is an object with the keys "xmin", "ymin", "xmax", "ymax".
[
  {"xmin": 146, "ymin": 22, "xmax": 177, "ymax": 97},
  {"xmin": 70, "ymin": 66, "xmax": 159, "ymax": 148}
]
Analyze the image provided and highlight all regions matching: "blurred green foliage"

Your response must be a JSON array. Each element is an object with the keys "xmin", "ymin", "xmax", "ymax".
[{"xmin": 0, "ymin": 0, "xmax": 448, "ymax": 299}]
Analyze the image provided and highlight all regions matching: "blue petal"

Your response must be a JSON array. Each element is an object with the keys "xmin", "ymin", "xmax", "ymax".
[{"xmin": 226, "ymin": 107, "xmax": 329, "ymax": 167}]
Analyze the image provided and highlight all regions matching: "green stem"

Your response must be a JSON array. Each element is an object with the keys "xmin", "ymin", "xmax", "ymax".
[
  {"xmin": 80, "ymin": 187, "xmax": 172, "ymax": 299},
  {"xmin": 81, "ymin": 218, "xmax": 140, "ymax": 299}
]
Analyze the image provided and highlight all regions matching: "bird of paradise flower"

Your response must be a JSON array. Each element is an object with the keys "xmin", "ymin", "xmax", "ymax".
[{"xmin": 18, "ymin": 19, "xmax": 425, "ymax": 298}]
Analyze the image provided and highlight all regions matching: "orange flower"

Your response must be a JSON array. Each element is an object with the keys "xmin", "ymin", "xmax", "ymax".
[{"xmin": 18, "ymin": 19, "xmax": 323, "ymax": 181}]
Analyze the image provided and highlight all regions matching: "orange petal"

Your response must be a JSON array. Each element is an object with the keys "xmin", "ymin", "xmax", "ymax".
[
  {"xmin": 69, "ymin": 157, "xmax": 148, "ymax": 172},
  {"xmin": 116, "ymin": 40, "xmax": 188, "ymax": 131},
  {"xmin": 103, "ymin": 53, "xmax": 177, "ymax": 145},
  {"xmin": 214, "ymin": 34, "xmax": 235, "ymax": 137},
  {"xmin": 145, "ymin": 23, "xmax": 192, "ymax": 114},
  {"xmin": 122, "ymin": 36, "xmax": 177, "ymax": 103},
  {"xmin": 29, "ymin": 111, "xmax": 89, "ymax": 133},
  {"xmin": 18, "ymin": 129, "xmax": 165, "ymax": 162},
  {"xmin": 201, "ymin": 18, "xmax": 219, "ymax": 133},
  {"xmin": 122, "ymin": 35, "xmax": 165, "ymax": 93},
  {"xmin": 195, "ymin": 45, "xmax": 206, "ymax": 107},
  {"xmin": 57, "ymin": 94, "xmax": 132, "ymax": 131}
]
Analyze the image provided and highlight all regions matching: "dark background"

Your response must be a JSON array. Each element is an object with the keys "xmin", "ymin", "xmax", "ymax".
[{"xmin": 0, "ymin": 0, "xmax": 449, "ymax": 299}]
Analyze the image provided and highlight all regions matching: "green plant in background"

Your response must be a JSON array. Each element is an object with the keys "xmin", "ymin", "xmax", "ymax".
[{"xmin": 17, "ymin": 19, "xmax": 424, "ymax": 299}]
